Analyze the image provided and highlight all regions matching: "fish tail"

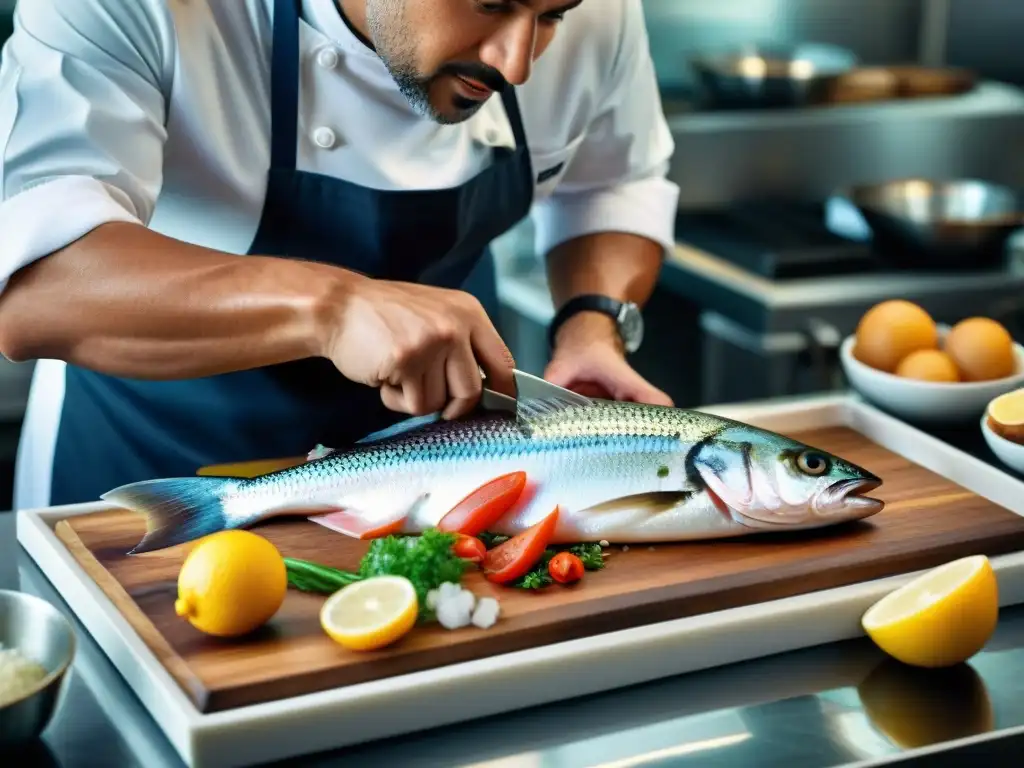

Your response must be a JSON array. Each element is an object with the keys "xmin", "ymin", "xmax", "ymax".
[{"xmin": 101, "ymin": 476, "xmax": 241, "ymax": 555}]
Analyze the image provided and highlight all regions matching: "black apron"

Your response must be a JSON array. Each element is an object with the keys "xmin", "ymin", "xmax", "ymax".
[{"xmin": 47, "ymin": 0, "xmax": 534, "ymax": 505}]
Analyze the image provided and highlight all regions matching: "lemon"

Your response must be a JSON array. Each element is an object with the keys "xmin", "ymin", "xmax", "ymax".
[
  {"xmin": 861, "ymin": 555, "xmax": 999, "ymax": 668},
  {"xmin": 858, "ymin": 658, "xmax": 994, "ymax": 749},
  {"xmin": 319, "ymin": 576, "xmax": 418, "ymax": 652},
  {"xmin": 175, "ymin": 530, "xmax": 287, "ymax": 637}
]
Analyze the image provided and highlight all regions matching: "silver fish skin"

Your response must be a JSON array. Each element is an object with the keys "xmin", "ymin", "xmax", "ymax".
[{"xmin": 103, "ymin": 380, "xmax": 884, "ymax": 555}]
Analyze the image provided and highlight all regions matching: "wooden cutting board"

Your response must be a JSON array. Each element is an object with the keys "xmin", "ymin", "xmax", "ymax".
[{"xmin": 54, "ymin": 425, "xmax": 1024, "ymax": 714}]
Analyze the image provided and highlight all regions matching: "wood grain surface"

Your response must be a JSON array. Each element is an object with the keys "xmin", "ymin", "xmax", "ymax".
[{"xmin": 54, "ymin": 426, "xmax": 1024, "ymax": 714}]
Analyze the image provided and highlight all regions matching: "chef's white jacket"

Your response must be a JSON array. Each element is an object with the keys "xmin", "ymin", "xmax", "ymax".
[{"xmin": 0, "ymin": 0, "xmax": 679, "ymax": 509}]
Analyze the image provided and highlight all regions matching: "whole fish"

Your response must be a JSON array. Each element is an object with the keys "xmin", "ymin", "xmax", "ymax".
[{"xmin": 104, "ymin": 372, "xmax": 884, "ymax": 555}]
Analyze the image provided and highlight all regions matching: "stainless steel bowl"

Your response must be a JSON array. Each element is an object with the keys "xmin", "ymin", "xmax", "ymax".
[
  {"xmin": 0, "ymin": 589, "xmax": 76, "ymax": 746},
  {"xmin": 837, "ymin": 179, "xmax": 1024, "ymax": 270},
  {"xmin": 689, "ymin": 42, "xmax": 858, "ymax": 110}
]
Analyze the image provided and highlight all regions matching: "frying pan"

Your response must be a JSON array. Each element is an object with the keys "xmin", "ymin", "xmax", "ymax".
[{"xmin": 833, "ymin": 178, "xmax": 1024, "ymax": 270}]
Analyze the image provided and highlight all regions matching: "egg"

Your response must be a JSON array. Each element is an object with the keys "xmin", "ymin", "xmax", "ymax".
[
  {"xmin": 987, "ymin": 388, "xmax": 1024, "ymax": 444},
  {"xmin": 853, "ymin": 300, "xmax": 938, "ymax": 373},
  {"xmin": 895, "ymin": 349, "xmax": 960, "ymax": 383},
  {"xmin": 944, "ymin": 317, "xmax": 1017, "ymax": 382}
]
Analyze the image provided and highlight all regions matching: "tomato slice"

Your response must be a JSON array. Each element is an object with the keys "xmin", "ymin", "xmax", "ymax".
[
  {"xmin": 308, "ymin": 510, "xmax": 408, "ymax": 540},
  {"xmin": 548, "ymin": 552, "xmax": 584, "ymax": 584},
  {"xmin": 452, "ymin": 535, "xmax": 486, "ymax": 563},
  {"xmin": 483, "ymin": 507, "xmax": 560, "ymax": 584},
  {"xmin": 436, "ymin": 471, "xmax": 528, "ymax": 537}
]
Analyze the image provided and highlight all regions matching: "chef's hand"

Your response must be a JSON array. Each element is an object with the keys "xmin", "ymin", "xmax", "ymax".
[
  {"xmin": 544, "ymin": 313, "xmax": 673, "ymax": 406},
  {"xmin": 325, "ymin": 275, "xmax": 516, "ymax": 420}
]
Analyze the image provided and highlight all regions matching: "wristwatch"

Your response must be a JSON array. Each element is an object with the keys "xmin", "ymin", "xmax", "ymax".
[{"xmin": 548, "ymin": 294, "xmax": 644, "ymax": 354}]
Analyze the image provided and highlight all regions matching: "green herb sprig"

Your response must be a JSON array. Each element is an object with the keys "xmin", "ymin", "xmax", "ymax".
[{"xmin": 284, "ymin": 528, "xmax": 470, "ymax": 621}]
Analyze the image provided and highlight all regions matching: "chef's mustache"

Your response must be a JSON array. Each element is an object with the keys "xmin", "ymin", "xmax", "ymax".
[{"xmin": 438, "ymin": 62, "xmax": 508, "ymax": 93}]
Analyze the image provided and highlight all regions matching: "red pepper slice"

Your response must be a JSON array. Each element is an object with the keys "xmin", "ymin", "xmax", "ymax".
[
  {"xmin": 309, "ymin": 510, "xmax": 407, "ymax": 540},
  {"xmin": 483, "ymin": 507, "xmax": 560, "ymax": 584},
  {"xmin": 436, "ymin": 471, "xmax": 528, "ymax": 537}
]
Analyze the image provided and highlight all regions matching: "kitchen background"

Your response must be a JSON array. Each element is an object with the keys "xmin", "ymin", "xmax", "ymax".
[{"xmin": 0, "ymin": 0, "xmax": 1022, "ymax": 509}]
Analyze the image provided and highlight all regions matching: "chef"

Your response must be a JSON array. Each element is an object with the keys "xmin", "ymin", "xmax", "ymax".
[{"xmin": 0, "ymin": 0, "xmax": 679, "ymax": 510}]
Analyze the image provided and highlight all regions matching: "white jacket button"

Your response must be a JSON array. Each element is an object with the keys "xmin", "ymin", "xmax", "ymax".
[
  {"xmin": 313, "ymin": 127, "xmax": 337, "ymax": 149},
  {"xmin": 316, "ymin": 48, "xmax": 339, "ymax": 70}
]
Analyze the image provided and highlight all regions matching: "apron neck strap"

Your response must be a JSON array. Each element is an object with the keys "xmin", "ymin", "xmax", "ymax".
[
  {"xmin": 270, "ymin": 0, "xmax": 301, "ymax": 170},
  {"xmin": 499, "ymin": 86, "xmax": 527, "ymax": 151},
  {"xmin": 270, "ymin": 0, "xmax": 528, "ymax": 171}
]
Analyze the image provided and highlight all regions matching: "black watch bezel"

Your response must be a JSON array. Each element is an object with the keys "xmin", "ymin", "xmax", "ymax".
[{"xmin": 548, "ymin": 295, "xmax": 643, "ymax": 354}]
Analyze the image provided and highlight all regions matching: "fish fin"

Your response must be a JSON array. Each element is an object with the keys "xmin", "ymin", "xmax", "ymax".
[
  {"xmin": 512, "ymin": 370, "xmax": 592, "ymax": 406},
  {"xmin": 511, "ymin": 371, "xmax": 595, "ymax": 426},
  {"xmin": 516, "ymin": 396, "xmax": 592, "ymax": 425},
  {"xmin": 101, "ymin": 476, "xmax": 242, "ymax": 555},
  {"xmin": 354, "ymin": 413, "xmax": 443, "ymax": 445},
  {"xmin": 580, "ymin": 491, "xmax": 695, "ymax": 516},
  {"xmin": 307, "ymin": 490, "xmax": 430, "ymax": 538},
  {"xmin": 306, "ymin": 444, "xmax": 336, "ymax": 461},
  {"xmin": 353, "ymin": 371, "xmax": 585, "ymax": 440}
]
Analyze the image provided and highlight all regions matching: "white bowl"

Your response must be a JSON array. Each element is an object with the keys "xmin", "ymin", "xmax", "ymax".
[
  {"xmin": 839, "ymin": 326, "xmax": 1024, "ymax": 425},
  {"xmin": 981, "ymin": 412, "xmax": 1024, "ymax": 476}
]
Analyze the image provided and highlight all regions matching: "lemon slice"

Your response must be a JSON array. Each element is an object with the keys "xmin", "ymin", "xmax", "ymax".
[
  {"xmin": 320, "ymin": 576, "xmax": 418, "ymax": 651},
  {"xmin": 987, "ymin": 388, "xmax": 1024, "ymax": 443},
  {"xmin": 861, "ymin": 555, "xmax": 999, "ymax": 668}
]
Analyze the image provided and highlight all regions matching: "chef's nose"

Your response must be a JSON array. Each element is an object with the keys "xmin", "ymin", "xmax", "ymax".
[{"xmin": 479, "ymin": 18, "xmax": 536, "ymax": 87}]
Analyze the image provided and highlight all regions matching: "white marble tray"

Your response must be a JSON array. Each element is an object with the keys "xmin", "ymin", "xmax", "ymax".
[{"xmin": 17, "ymin": 393, "xmax": 1024, "ymax": 768}]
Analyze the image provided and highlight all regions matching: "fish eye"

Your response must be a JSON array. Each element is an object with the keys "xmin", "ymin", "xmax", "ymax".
[{"xmin": 796, "ymin": 451, "xmax": 830, "ymax": 476}]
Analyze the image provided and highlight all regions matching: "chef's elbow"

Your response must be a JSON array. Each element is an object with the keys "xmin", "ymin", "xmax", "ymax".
[
  {"xmin": 0, "ymin": 271, "xmax": 46, "ymax": 363},
  {"xmin": 0, "ymin": 327, "xmax": 34, "ymax": 365}
]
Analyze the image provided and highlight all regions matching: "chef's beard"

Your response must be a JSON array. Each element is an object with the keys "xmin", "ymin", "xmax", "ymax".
[{"xmin": 366, "ymin": 0, "xmax": 502, "ymax": 124}]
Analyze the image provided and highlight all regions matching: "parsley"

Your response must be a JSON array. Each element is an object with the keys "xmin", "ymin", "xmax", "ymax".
[
  {"xmin": 284, "ymin": 528, "xmax": 470, "ymax": 621},
  {"xmin": 512, "ymin": 549, "xmax": 556, "ymax": 590},
  {"xmin": 567, "ymin": 543, "xmax": 606, "ymax": 571},
  {"xmin": 518, "ymin": 569, "xmax": 553, "ymax": 589}
]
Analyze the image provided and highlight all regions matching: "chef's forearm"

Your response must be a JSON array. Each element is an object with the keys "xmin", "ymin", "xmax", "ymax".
[
  {"xmin": 0, "ymin": 222, "xmax": 347, "ymax": 378},
  {"xmin": 545, "ymin": 231, "xmax": 664, "ymax": 350}
]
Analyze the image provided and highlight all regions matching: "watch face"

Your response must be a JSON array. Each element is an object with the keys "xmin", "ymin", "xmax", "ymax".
[{"xmin": 618, "ymin": 302, "xmax": 644, "ymax": 353}]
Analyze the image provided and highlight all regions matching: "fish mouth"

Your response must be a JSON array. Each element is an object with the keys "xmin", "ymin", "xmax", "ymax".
[{"xmin": 823, "ymin": 477, "xmax": 884, "ymax": 517}]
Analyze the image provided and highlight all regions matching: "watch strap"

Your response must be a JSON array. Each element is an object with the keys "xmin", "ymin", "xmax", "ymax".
[{"xmin": 548, "ymin": 294, "xmax": 625, "ymax": 350}]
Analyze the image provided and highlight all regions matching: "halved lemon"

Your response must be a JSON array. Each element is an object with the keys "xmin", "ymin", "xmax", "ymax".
[
  {"xmin": 861, "ymin": 555, "xmax": 999, "ymax": 668},
  {"xmin": 319, "ymin": 576, "xmax": 418, "ymax": 651}
]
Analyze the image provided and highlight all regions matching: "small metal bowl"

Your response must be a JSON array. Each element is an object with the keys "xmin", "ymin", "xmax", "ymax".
[
  {"xmin": 689, "ymin": 42, "xmax": 858, "ymax": 110},
  {"xmin": 0, "ymin": 589, "xmax": 76, "ymax": 746},
  {"xmin": 836, "ymin": 179, "xmax": 1024, "ymax": 270}
]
